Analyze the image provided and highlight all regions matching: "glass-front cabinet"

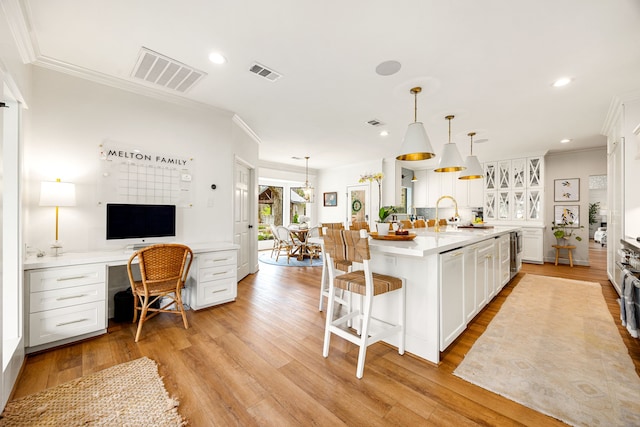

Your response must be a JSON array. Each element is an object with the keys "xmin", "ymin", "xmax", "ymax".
[{"xmin": 483, "ymin": 156, "xmax": 544, "ymax": 222}]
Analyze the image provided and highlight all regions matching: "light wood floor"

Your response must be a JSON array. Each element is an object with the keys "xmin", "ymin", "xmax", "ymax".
[{"xmin": 10, "ymin": 241, "xmax": 640, "ymax": 426}]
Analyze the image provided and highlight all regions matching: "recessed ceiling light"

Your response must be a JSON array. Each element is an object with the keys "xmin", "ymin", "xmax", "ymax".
[
  {"xmin": 380, "ymin": 130, "xmax": 389, "ymax": 137},
  {"xmin": 208, "ymin": 52, "xmax": 227, "ymax": 65},
  {"xmin": 552, "ymin": 77, "xmax": 572, "ymax": 87},
  {"xmin": 560, "ymin": 138, "xmax": 572, "ymax": 143}
]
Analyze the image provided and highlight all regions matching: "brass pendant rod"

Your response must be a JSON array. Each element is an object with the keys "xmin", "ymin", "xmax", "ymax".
[{"xmin": 468, "ymin": 132, "xmax": 476, "ymax": 156}]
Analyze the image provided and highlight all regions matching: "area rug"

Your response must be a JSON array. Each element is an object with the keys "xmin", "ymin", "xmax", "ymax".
[
  {"xmin": 259, "ymin": 251, "xmax": 322, "ymax": 267},
  {"xmin": 454, "ymin": 274, "xmax": 640, "ymax": 427},
  {"xmin": 0, "ymin": 357, "xmax": 185, "ymax": 426}
]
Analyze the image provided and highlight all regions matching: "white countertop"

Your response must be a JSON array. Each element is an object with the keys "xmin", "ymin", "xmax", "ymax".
[
  {"xmin": 368, "ymin": 226, "xmax": 520, "ymax": 258},
  {"xmin": 24, "ymin": 241, "xmax": 239, "ymax": 270}
]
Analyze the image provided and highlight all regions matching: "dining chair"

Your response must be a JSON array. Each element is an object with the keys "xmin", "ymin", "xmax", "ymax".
[
  {"xmin": 127, "ymin": 243, "xmax": 193, "ymax": 342},
  {"xmin": 269, "ymin": 224, "xmax": 280, "ymax": 258},
  {"xmin": 323, "ymin": 229, "xmax": 405, "ymax": 378},
  {"xmin": 274, "ymin": 226, "xmax": 295, "ymax": 263},
  {"xmin": 322, "ymin": 222, "xmax": 345, "ymax": 231},
  {"xmin": 427, "ymin": 219, "xmax": 436, "ymax": 227},
  {"xmin": 306, "ymin": 226, "xmax": 322, "ymax": 264},
  {"xmin": 414, "ymin": 219, "xmax": 426, "ymax": 228}
]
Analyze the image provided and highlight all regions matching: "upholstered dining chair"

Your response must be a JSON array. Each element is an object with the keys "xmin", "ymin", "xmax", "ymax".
[{"xmin": 127, "ymin": 243, "xmax": 193, "ymax": 342}]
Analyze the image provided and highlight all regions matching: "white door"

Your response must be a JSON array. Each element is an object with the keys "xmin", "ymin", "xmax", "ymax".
[
  {"xmin": 1, "ymin": 79, "xmax": 25, "ymax": 410},
  {"xmin": 346, "ymin": 184, "xmax": 371, "ymax": 228},
  {"xmin": 234, "ymin": 160, "xmax": 253, "ymax": 280}
]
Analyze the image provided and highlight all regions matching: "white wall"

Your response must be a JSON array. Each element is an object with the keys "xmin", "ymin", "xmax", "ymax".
[
  {"xmin": 544, "ymin": 148, "xmax": 607, "ymax": 265},
  {"xmin": 24, "ymin": 67, "xmax": 257, "ymax": 253},
  {"xmin": 317, "ymin": 159, "xmax": 383, "ymax": 225}
]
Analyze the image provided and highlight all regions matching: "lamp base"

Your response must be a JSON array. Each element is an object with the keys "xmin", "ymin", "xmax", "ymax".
[{"xmin": 50, "ymin": 241, "xmax": 63, "ymax": 257}]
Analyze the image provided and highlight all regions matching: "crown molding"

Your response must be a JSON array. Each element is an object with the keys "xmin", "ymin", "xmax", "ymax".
[
  {"xmin": 232, "ymin": 115, "xmax": 261, "ymax": 145},
  {"xmin": 1, "ymin": 0, "xmax": 38, "ymax": 63}
]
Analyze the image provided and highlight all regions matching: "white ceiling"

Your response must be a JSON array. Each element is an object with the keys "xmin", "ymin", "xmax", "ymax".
[{"xmin": 11, "ymin": 0, "xmax": 640, "ymax": 170}]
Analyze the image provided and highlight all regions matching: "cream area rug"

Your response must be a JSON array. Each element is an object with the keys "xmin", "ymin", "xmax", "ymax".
[
  {"xmin": 454, "ymin": 274, "xmax": 640, "ymax": 427},
  {"xmin": 0, "ymin": 357, "xmax": 185, "ymax": 426}
]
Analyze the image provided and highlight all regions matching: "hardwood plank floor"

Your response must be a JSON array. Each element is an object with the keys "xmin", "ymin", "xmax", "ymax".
[{"xmin": 10, "ymin": 242, "xmax": 640, "ymax": 426}]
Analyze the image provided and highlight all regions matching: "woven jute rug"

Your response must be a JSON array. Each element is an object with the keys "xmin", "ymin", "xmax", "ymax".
[
  {"xmin": 454, "ymin": 274, "xmax": 640, "ymax": 427},
  {"xmin": 0, "ymin": 357, "xmax": 185, "ymax": 426}
]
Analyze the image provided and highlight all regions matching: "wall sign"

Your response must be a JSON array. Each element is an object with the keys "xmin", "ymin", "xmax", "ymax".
[{"xmin": 98, "ymin": 142, "xmax": 195, "ymax": 207}]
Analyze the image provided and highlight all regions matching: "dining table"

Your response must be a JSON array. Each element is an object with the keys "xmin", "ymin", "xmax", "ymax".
[{"xmin": 287, "ymin": 226, "xmax": 311, "ymax": 260}]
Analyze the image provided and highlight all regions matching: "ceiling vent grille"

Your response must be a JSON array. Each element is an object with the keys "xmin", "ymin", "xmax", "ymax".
[
  {"xmin": 367, "ymin": 119, "xmax": 384, "ymax": 127},
  {"xmin": 131, "ymin": 47, "xmax": 207, "ymax": 93},
  {"xmin": 249, "ymin": 62, "xmax": 282, "ymax": 82}
]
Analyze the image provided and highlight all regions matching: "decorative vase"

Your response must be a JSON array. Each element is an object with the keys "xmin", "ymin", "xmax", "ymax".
[
  {"xmin": 556, "ymin": 237, "xmax": 568, "ymax": 246},
  {"xmin": 376, "ymin": 222, "xmax": 389, "ymax": 236}
]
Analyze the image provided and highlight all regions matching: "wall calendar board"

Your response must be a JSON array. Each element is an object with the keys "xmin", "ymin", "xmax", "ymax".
[{"xmin": 98, "ymin": 143, "xmax": 194, "ymax": 207}]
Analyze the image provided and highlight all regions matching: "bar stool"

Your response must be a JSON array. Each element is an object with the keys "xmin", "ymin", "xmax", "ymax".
[
  {"xmin": 318, "ymin": 229, "xmax": 352, "ymax": 311},
  {"xmin": 323, "ymin": 229, "xmax": 405, "ymax": 379}
]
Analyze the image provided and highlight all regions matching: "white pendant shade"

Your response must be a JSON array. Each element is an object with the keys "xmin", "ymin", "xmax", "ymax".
[
  {"xmin": 396, "ymin": 122, "xmax": 435, "ymax": 161},
  {"xmin": 434, "ymin": 115, "xmax": 465, "ymax": 172},
  {"xmin": 434, "ymin": 142, "xmax": 465, "ymax": 172},
  {"xmin": 459, "ymin": 155, "xmax": 483, "ymax": 180}
]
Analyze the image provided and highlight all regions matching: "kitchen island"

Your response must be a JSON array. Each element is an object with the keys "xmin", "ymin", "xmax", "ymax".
[{"xmin": 353, "ymin": 225, "xmax": 520, "ymax": 364}]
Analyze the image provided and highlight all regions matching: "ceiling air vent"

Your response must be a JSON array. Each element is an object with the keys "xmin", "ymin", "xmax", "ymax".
[
  {"xmin": 249, "ymin": 62, "xmax": 282, "ymax": 82},
  {"xmin": 131, "ymin": 47, "xmax": 207, "ymax": 93},
  {"xmin": 367, "ymin": 119, "xmax": 384, "ymax": 127}
]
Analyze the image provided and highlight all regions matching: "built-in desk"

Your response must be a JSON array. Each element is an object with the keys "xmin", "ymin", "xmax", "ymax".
[{"xmin": 23, "ymin": 242, "xmax": 238, "ymax": 353}]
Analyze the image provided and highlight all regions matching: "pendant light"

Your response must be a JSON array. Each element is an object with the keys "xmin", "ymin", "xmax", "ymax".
[
  {"xmin": 396, "ymin": 87, "xmax": 435, "ymax": 161},
  {"xmin": 434, "ymin": 115, "xmax": 466, "ymax": 172},
  {"xmin": 303, "ymin": 156, "xmax": 314, "ymax": 203},
  {"xmin": 459, "ymin": 132, "xmax": 484, "ymax": 180}
]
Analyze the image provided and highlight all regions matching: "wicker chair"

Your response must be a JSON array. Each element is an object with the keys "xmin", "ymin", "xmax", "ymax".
[
  {"xmin": 274, "ymin": 226, "xmax": 295, "ymax": 263},
  {"xmin": 414, "ymin": 219, "xmax": 426, "ymax": 228},
  {"xmin": 323, "ymin": 229, "xmax": 405, "ymax": 378},
  {"xmin": 127, "ymin": 243, "xmax": 193, "ymax": 342}
]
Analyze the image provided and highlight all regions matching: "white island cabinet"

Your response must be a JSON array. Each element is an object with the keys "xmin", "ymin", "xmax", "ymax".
[{"xmin": 365, "ymin": 226, "xmax": 519, "ymax": 364}]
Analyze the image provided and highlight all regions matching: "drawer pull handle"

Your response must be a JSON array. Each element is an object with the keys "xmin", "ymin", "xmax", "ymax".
[
  {"xmin": 56, "ymin": 294, "xmax": 86, "ymax": 301},
  {"xmin": 211, "ymin": 289, "xmax": 226, "ymax": 294},
  {"xmin": 56, "ymin": 318, "xmax": 89, "ymax": 327},
  {"xmin": 57, "ymin": 275, "xmax": 87, "ymax": 282},
  {"xmin": 205, "ymin": 258, "xmax": 232, "ymax": 264}
]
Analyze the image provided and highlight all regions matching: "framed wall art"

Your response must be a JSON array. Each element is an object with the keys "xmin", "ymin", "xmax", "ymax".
[
  {"xmin": 323, "ymin": 192, "xmax": 337, "ymax": 207},
  {"xmin": 554, "ymin": 205, "xmax": 580, "ymax": 226},
  {"xmin": 554, "ymin": 178, "xmax": 580, "ymax": 202}
]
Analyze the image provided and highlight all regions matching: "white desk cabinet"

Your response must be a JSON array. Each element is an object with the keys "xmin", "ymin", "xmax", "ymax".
[
  {"xmin": 26, "ymin": 263, "xmax": 107, "ymax": 350},
  {"xmin": 187, "ymin": 249, "xmax": 238, "ymax": 310}
]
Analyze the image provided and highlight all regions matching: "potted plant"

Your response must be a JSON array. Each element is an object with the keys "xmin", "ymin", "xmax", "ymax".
[
  {"xmin": 588, "ymin": 202, "xmax": 600, "ymax": 238},
  {"xmin": 551, "ymin": 220, "xmax": 584, "ymax": 245},
  {"xmin": 374, "ymin": 206, "xmax": 396, "ymax": 236}
]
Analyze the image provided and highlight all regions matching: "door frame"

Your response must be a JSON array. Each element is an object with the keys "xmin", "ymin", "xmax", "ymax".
[{"xmin": 234, "ymin": 156, "xmax": 258, "ymax": 279}]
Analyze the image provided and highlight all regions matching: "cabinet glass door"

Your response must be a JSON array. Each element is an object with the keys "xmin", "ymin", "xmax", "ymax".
[
  {"xmin": 527, "ymin": 157, "xmax": 542, "ymax": 187},
  {"xmin": 513, "ymin": 190, "xmax": 526, "ymax": 220},
  {"xmin": 498, "ymin": 161, "xmax": 510, "ymax": 189},
  {"xmin": 512, "ymin": 159, "xmax": 526, "ymax": 189},
  {"xmin": 484, "ymin": 163, "xmax": 496, "ymax": 190},
  {"xmin": 484, "ymin": 191, "xmax": 497, "ymax": 220},
  {"xmin": 498, "ymin": 191, "xmax": 510, "ymax": 219},
  {"xmin": 527, "ymin": 189, "xmax": 542, "ymax": 220}
]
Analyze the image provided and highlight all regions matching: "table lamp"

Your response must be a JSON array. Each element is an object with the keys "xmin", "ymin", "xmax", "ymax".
[{"xmin": 39, "ymin": 178, "xmax": 76, "ymax": 256}]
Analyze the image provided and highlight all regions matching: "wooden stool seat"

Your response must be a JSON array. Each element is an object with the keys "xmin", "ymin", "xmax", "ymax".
[{"xmin": 552, "ymin": 244, "xmax": 576, "ymax": 267}]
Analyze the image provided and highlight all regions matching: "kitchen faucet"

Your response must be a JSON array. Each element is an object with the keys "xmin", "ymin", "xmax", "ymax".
[{"xmin": 434, "ymin": 195, "xmax": 459, "ymax": 232}]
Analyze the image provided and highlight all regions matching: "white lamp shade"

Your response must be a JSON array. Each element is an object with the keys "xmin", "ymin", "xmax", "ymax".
[
  {"xmin": 459, "ymin": 155, "xmax": 484, "ymax": 180},
  {"xmin": 39, "ymin": 181, "xmax": 76, "ymax": 207},
  {"xmin": 434, "ymin": 143, "xmax": 466, "ymax": 172},
  {"xmin": 396, "ymin": 122, "xmax": 435, "ymax": 161}
]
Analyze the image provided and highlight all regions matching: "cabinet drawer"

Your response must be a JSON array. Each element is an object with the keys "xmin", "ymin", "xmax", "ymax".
[
  {"xmin": 30, "ymin": 283, "xmax": 106, "ymax": 313},
  {"xmin": 199, "ymin": 264, "xmax": 236, "ymax": 283},
  {"xmin": 28, "ymin": 264, "xmax": 105, "ymax": 293},
  {"xmin": 28, "ymin": 301, "xmax": 106, "ymax": 347},
  {"xmin": 197, "ymin": 278, "xmax": 236, "ymax": 306},
  {"xmin": 197, "ymin": 251, "xmax": 237, "ymax": 269}
]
